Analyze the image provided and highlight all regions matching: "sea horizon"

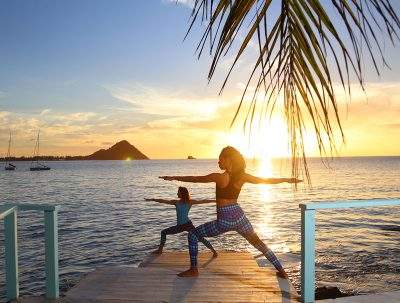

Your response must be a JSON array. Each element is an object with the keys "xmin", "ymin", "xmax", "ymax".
[{"xmin": 2, "ymin": 155, "xmax": 400, "ymax": 161}]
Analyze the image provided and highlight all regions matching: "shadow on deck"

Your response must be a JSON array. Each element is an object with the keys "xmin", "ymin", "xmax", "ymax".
[
  {"xmin": 64, "ymin": 251, "xmax": 300, "ymax": 302},
  {"xmin": 12, "ymin": 251, "xmax": 300, "ymax": 302}
]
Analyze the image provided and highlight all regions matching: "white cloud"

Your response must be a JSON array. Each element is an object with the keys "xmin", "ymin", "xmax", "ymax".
[
  {"xmin": 162, "ymin": 0, "xmax": 194, "ymax": 9},
  {"xmin": 106, "ymin": 82, "xmax": 228, "ymax": 119},
  {"xmin": 0, "ymin": 110, "xmax": 103, "ymax": 138},
  {"xmin": 0, "ymin": 111, "xmax": 10, "ymax": 119},
  {"xmin": 40, "ymin": 108, "xmax": 52, "ymax": 116}
]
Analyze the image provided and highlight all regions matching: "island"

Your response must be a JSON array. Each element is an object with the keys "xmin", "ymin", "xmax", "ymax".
[
  {"xmin": 0, "ymin": 140, "xmax": 149, "ymax": 161},
  {"xmin": 85, "ymin": 140, "xmax": 149, "ymax": 160}
]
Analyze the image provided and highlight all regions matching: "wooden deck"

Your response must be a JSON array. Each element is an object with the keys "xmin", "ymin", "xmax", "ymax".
[{"xmin": 63, "ymin": 251, "xmax": 300, "ymax": 302}]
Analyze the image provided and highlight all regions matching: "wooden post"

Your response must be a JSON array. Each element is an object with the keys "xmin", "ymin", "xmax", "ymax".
[
  {"xmin": 44, "ymin": 209, "xmax": 59, "ymax": 298},
  {"xmin": 4, "ymin": 210, "xmax": 19, "ymax": 300},
  {"xmin": 301, "ymin": 207, "xmax": 315, "ymax": 303}
]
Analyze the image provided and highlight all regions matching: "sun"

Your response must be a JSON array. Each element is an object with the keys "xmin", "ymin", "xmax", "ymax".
[
  {"xmin": 227, "ymin": 117, "xmax": 290, "ymax": 174},
  {"xmin": 225, "ymin": 117, "xmax": 290, "ymax": 201}
]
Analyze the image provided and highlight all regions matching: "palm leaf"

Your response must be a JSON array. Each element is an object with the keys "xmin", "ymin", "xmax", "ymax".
[{"xmin": 187, "ymin": 0, "xmax": 400, "ymax": 183}]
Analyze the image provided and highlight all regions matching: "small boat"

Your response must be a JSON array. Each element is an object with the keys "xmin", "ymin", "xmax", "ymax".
[
  {"xmin": 30, "ymin": 131, "xmax": 51, "ymax": 171},
  {"xmin": 30, "ymin": 163, "xmax": 51, "ymax": 171},
  {"xmin": 4, "ymin": 131, "xmax": 16, "ymax": 171},
  {"xmin": 187, "ymin": 156, "xmax": 196, "ymax": 160},
  {"xmin": 5, "ymin": 163, "xmax": 16, "ymax": 171}
]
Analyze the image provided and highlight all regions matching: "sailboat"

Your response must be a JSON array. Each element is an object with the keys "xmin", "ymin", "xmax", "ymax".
[
  {"xmin": 30, "ymin": 131, "xmax": 50, "ymax": 171},
  {"xmin": 5, "ymin": 131, "xmax": 16, "ymax": 171}
]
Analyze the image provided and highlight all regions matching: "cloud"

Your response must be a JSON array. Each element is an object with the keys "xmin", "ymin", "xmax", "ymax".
[
  {"xmin": 379, "ymin": 123, "xmax": 400, "ymax": 129},
  {"xmin": 1, "ymin": 110, "xmax": 104, "ymax": 137},
  {"xmin": 40, "ymin": 108, "xmax": 52, "ymax": 116},
  {"xmin": 162, "ymin": 0, "xmax": 194, "ymax": 8},
  {"xmin": 101, "ymin": 141, "xmax": 113, "ymax": 146},
  {"xmin": 1, "ymin": 81, "xmax": 399, "ymax": 158},
  {"xmin": 0, "ymin": 111, "xmax": 11, "ymax": 119},
  {"xmin": 106, "ymin": 82, "xmax": 230, "ymax": 119}
]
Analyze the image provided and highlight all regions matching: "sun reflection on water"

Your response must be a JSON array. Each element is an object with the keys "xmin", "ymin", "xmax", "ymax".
[
  {"xmin": 255, "ymin": 157, "xmax": 273, "ymax": 201},
  {"xmin": 251, "ymin": 158, "xmax": 293, "ymax": 254}
]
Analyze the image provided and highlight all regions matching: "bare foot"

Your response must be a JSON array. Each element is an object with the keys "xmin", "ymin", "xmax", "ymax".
[
  {"xmin": 151, "ymin": 248, "xmax": 163, "ymax": 255},
  {"xmin": 177, "ymin": 267, "xmax": 199, "ymax": 277},
  {"xmin": 276, "ymin": 270, "xmax": 289, "ymax": 279}
]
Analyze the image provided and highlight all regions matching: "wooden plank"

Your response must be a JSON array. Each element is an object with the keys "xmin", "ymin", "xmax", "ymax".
[{"xmin": 65, "ymin": 251, "xmax": 300, "ymax": 302}]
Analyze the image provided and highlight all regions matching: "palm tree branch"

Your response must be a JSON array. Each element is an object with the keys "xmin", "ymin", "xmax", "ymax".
[{"xmin": 184, "ymin": 0, "xmax": 400, "ymax": 181}]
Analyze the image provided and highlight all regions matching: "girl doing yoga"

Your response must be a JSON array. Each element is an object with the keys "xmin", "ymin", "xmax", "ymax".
[
  {"xmin": 160, "ymin": 146, "xmax": 301, "ymax": 277},
  {"xmin": 146, "ymin": 186, "xmax": 217, "ymax": 256}
]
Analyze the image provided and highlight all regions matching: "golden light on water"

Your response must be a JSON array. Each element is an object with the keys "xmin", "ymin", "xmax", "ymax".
[
  {"xmin": 126, "ymin": 157, "xmax": 131, "ymax": 161},
  {"xmin": 256, "ymin": 157, "xmax": 273, "ymax": 177},
  {"xmin": 256, "ymin": 159, "xmax": 273, "ymax": 201}
]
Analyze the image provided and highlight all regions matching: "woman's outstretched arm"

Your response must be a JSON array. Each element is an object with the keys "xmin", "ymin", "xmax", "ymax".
[
  {"xmin": 159, "ymin": 173, "xmax": 221, "ymax": 183},
  {"xmin": 145, "ymin": 198, "xmax": 177, "ymax": 205},
  {"xmin": 244, "ymin": 173, "xmax": 302, "ymax": 184},
  {"xmin": 190, "ymin": 199, "xmax": 216, "ymax": 205}
]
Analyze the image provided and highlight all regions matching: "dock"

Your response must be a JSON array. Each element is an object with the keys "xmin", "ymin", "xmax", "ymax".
[
  {"xmin": 10, "ymin": 251, "xmax": 400, "ymax": 302},
  {"xmin": 62, "ymin": 251, "xmax": 300, "ymax": 302}
]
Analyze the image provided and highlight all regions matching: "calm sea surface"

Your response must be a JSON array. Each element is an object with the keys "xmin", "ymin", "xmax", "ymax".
[{"xmin": 0, "ymin": 157, "xmax": 399, "ymax": 300}]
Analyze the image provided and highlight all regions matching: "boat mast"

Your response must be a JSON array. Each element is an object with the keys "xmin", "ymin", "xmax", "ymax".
[
  {"xmin": 36, "ymin": 130, "xmax": 40, "ymax": 164},
  {"xmin": 6, "ymin": 131, "xmax": 11, "ymax": 163}
]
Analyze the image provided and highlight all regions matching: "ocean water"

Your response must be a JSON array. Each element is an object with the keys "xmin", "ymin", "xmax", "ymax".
[{"xmin": 0, "ymin": 157, "xmax": 399, "ymax": 300}]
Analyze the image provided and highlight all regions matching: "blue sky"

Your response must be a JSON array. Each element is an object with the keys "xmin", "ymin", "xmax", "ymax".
[
  {"xmin": 0, "ymin": 0, "xmax": 208, "ymax": 111},
  {"xmin": 0, "ymin": 0, "xmax": 400, "ymax": 158}
]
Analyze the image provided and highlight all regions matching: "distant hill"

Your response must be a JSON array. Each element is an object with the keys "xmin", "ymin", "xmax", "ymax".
[
  {"xmin": 0, "ymin": 140, "xmax": 149, "ymax": 161},
  {"xmin": 85, "ymin": 140, "xmax": 149, "ymax": 160}
]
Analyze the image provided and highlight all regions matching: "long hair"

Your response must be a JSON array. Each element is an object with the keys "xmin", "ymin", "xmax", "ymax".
[
  {"xmin": 178, "ymin": 186, "xmax": 190, "ymax": 202},
  {"xmin": 219, "ymin": 146, "xmax": 246, "ymax": 180}
]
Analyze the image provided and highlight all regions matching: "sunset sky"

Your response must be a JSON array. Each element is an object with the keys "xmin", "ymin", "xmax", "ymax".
[{"xmin": 0, "ymin": 0, "xmax": 399, "ymax": 159}]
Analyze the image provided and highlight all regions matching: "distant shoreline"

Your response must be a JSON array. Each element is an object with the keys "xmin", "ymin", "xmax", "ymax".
[
  {"xmin": 0, "ymin": 156, "xmax": 149, "ymax": 161},
  {"xmin": 1, "ymin": 155, "xmax": 399, "ymax": 162}
]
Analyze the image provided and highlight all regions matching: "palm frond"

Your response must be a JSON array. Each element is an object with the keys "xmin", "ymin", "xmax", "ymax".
[{"xmin": 187, "ymin": 0, "xmax": 400, "ymax": 183}]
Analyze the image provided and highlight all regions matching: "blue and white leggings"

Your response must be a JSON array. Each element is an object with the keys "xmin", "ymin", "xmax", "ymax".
[{"xmin": 188, "ymin": 204, "xmax": 284, "ymax": 271}]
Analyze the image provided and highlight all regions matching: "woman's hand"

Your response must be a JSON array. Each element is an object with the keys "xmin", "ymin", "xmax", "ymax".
[
  {"xmin": 159, "ymin": 176, "xmax": 175, "ymax": 181},
  {"xmin": 286, "ymin": 178, "xmax": 302, "ymax": 184}
]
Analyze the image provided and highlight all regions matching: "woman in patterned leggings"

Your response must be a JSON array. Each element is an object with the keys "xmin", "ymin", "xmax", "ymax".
[{"xmin": 160, "ymin": 146, "xmax": 301, "ymax": 277}]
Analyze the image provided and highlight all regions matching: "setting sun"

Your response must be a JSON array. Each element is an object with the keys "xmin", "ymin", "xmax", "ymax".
[{"xmin": 227, "ymin": 117, "xmax": 290, "ymax": 162}]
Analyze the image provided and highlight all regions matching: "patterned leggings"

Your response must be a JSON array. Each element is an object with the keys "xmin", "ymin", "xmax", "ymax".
[
  {"xmin": 188, "ymin": 204, "xmax": 283, "ymax": 271},
  {"xmin": 160, "ymin": 221, "xmax": 215, "ymax": 252}
]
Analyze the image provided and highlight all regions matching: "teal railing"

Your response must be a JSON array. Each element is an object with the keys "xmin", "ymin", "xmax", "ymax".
[
  {"xmin": 300, "ymin": 198, "xmax": 400, "ymax": 302},
  {"xmin": 0, "ymin": 204, "xmax": 59, "ymax": 301}
]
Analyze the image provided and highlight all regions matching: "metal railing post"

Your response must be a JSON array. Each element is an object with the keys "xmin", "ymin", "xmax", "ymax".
[
  {"xmin": 301, "ymin": 207, "xmax": 315, "ymax": 303},
  {"xmin": 4, "ymin": 209, "xmax": 19, "ymax": 300},
  {"xmin": 44, "ymin": 209, "xmax": 59, "ymax": 298}
]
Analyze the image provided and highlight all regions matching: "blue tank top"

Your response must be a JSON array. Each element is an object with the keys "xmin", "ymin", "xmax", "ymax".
[{"xmin": 175, "ymin": 202, "xmax": 191, "ymax": 225}]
